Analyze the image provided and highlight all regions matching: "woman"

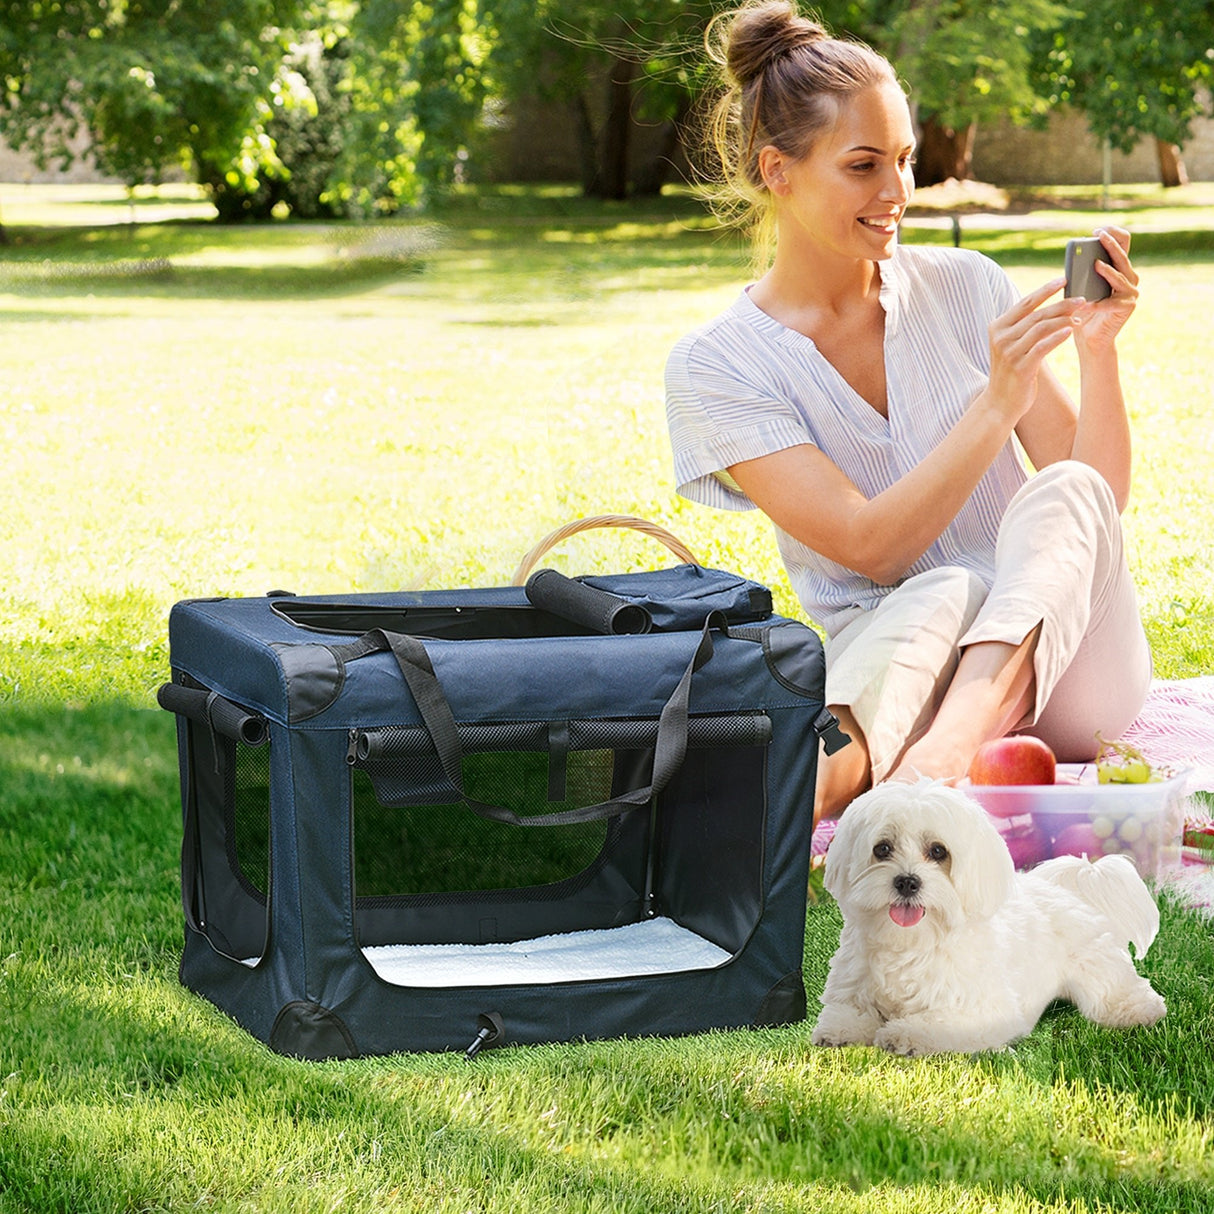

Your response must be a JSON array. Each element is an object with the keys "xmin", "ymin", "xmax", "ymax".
[{"xmin": 665, "ymin": 0, "xmax": 1151, "ymax": 823}]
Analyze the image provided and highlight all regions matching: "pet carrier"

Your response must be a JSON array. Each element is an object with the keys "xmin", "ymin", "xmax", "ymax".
[{"xmin": 159, "ymin": 518, "xmax": 845, "ymax": 1059}]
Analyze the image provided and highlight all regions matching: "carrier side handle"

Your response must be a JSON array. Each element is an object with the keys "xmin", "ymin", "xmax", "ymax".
[{"xmin": 157, "ymin": 681, "xmax": 269, "ymax": 747}]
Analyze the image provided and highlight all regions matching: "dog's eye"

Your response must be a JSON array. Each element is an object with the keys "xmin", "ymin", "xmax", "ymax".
[
  {"xmin": 872, "ymin": 841, "xmax": 893, "ymax": 860},
  {"xmin": 927, "ymin": 842, "xmax": 949, "ymax": 863}
]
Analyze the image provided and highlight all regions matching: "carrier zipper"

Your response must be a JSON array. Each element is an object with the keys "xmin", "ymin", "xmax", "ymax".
[{"xmin": 346, "ymin": 729, "xmax": 360, "ymax": 765}]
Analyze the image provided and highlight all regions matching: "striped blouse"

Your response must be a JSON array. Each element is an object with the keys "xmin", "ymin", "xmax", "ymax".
[{"xmin": 665, "ymin": 244, "xmax": 1029, "ymax": 635}]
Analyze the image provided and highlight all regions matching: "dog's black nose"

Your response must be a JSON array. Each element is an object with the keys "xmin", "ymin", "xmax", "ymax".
[{"xmin": 893, "ymin": 873, "xmax": 921, "ymax": 898}]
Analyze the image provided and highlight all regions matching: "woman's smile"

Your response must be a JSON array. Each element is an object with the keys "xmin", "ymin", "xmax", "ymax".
[{"xmin": 858, "ymin": 213, "xmax": 901, "ymax": 234}]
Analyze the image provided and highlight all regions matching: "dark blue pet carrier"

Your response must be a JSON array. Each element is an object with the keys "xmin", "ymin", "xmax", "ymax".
[{"xmin": 159, "ymin": 537, "xmax": 844, "ymax": 1060}]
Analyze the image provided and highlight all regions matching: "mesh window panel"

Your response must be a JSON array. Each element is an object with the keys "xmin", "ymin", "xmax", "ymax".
[
  {"xmin": 230, "ymin": 742, "xmax": 271, "ymax": 902},
  {"xmin": 352, "ymin": 748, "xmax": 618, "ymax": 902}
]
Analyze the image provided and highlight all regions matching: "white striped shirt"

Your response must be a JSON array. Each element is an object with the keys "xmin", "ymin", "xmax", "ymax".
[{"xmin": 665, "ymin": 244, "xmax": 1029, "ymax": 634}]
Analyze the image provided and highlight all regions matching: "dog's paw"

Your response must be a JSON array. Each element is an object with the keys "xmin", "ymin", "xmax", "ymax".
[
  {"xmin": 1142, "ymin": 990, "xmax": 1167, "ymax": 1024},
  {"xmin": 811, "ymin": 1006, "xmax": 879, "ymax": 1048},
  {"xmin": 811, "ymin": 1026, "xmax": 867, "ymax": 1048},
  {"xmin": 872, "ymin": 1022, "xmax": 926, "ymax": 1056}
]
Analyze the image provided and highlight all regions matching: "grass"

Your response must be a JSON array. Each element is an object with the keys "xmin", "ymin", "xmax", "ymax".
[{"xmin": 1, "ymin": 181, "xmax": 1213, "ymax": 1211}]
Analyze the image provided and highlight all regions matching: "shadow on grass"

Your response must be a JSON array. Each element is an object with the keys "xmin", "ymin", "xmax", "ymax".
[
  {"xmin": 0, "ymin": 257, "xmax": 428, "ymax": 303},
  {"xmin": 3, "ymin": 223, "xmax": 1210, "ymax": 315},
  {"xmin": 806, "ymin": 887, "xmax": 1214, "ymax": 1125}
]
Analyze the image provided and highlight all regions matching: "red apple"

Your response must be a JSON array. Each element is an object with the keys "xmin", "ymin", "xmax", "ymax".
[{"xmin": 968, "ymin": 736, "xmax": 1057, "ymax": 787}]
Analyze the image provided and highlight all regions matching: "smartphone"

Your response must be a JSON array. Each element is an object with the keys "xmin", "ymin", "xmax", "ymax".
[{"xmin": 1064, "ymin": 237, "xmax": 1114, "ymax": 301}]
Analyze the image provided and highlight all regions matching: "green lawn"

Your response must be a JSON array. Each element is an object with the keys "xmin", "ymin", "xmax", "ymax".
[{"xmin": 1, "ymin": 182, "xmax": 1212, "ymax": 1212}]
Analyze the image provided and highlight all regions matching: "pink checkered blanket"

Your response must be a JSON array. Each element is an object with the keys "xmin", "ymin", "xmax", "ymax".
[{"xmin": 1119, "ymin": 676, "xmax": 1214, "ymax": 797}]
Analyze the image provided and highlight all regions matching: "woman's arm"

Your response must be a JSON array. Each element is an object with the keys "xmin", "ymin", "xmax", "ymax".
[
  {"xmin": 729, "ymin": 278, "xmax": 1086, "ymax": 585},
  {"xmin": 730, "ymin": 414, "xmax": 1008, "ymax": 586},
  {"xmin": 1015, "ymin": 227, "xmax": 1138, "ymax": 511}
]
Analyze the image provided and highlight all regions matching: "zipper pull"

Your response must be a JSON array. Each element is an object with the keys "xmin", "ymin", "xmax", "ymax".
[{"xmin": 346, "ymin": 729, "xmax": 361, "ymax": 766}]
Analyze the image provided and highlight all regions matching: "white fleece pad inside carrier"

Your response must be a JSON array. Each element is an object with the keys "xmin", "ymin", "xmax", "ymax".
[{"xmin": 361, "ymin": 917, "xmax": 732, "ymax": 988}]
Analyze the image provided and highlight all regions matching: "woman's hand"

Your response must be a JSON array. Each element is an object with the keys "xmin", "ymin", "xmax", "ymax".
[
  {"xmin": 980, "ymin": 277, "xmax": 1085, "ymax": 427},
  {"xmin": 1073, "ymin": 226, "xmax": 1138, "ymax": 354}
]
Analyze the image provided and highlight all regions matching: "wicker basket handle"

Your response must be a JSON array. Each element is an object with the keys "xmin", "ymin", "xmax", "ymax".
[{"xmin": 511, "ymin": 514, "xmax": 698, "ymax": 586}]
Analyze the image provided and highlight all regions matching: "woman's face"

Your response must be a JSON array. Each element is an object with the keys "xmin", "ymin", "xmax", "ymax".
[{"xmin": 764, "ymin": 82, "xmax": 917, "ymax": 265}]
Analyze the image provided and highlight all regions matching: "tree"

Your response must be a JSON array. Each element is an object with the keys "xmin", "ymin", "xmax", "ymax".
[
  {"xmin": 262, "ymin": 0, "xmax": 484, "ymax": 217},
  {"xmin": 260, "ymin": 29, "xmax": 351, "ymax": 219},
  {"xmin": 480, "ymin": 0, "xmax": 726, "ymax": 200},
  {"xmin": 0, "ymin": 0, "xmax": 306, "ymax": 219},
  {"xmin": 1033, "ymin": 0, "xmax": 1214, "ymax": 187},
  {"xmin": 304, "ymin": 2, "xmax": 425, "ymax": 217},
  {"xmin": 815, "ymin": 0, "xmax": 1074, "ymax": 186}
]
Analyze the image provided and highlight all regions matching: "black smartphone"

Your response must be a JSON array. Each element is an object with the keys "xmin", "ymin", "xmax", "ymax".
[{"xmin": 1064, "ymin": 237, "xmax": 1114, "ymax": 301}]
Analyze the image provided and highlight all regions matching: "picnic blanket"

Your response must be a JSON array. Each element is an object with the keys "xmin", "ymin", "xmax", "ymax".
[{"xmin": 1119, "ymin": 676, "xmax": 1214, "ymax": 797}]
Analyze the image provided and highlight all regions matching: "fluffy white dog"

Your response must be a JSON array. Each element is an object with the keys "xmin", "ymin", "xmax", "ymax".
[{"xmin": 812, "ymin": 779, "xmax": 1166, "ymax": 1055}]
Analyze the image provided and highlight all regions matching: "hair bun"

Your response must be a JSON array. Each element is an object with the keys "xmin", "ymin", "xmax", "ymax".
[{"xmin": 725, "ymin": 1, "xmax": 829, "ymax": 88}]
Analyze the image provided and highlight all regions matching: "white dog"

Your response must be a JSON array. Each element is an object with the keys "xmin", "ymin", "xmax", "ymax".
[{"xmin": 812, "ymin": 779, "xmax": 1166, "ymax": 1055}]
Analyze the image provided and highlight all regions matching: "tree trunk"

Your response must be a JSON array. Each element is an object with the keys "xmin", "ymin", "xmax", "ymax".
[
  {"xmin": 632, "ymin": 97, "xmax": 693, "ymax": 196},
  {"xmin": 915, "ymin": 115, "xmax": 977, "ymax": 186},
  {"xmin": 573, "ymin": 93, "xmax": 600, "ymax": 196},
  {"xmin": 594, "ymin": 54, "xmax": 637, "ymax": 201},
  {"xmin": 1155, "ymin": 138, "xmax": 1189, "ymax": 188}
]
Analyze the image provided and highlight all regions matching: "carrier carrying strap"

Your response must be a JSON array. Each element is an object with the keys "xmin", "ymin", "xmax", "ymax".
[{"xmin": 348, "ymin": 617, "xmax": 722, "ymax": 828}]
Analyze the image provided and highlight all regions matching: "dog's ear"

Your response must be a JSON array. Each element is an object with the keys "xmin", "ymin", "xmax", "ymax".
[
  {"xmin": 821, "ymin": 808, "xmax": 856, "ymax": 904},
  {"xmin": 948, "ymin": 806, "xmax": 1015, "ymax": 919},
  {"xmin": 820, "ymin": 820, "xmax": 849, "ymax": 908},
  {"xmin": 821, "ymin": 785, "xmax": 876, "ymax": 904},
  {"xmin": 821, "ymin": 829, "xmax": 849, "ymax": 903}
]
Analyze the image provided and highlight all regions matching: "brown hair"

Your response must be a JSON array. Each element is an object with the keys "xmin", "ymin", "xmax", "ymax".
[{"xmin": 703, "ymin": 1, "xmax": 900, "ymax": 262}]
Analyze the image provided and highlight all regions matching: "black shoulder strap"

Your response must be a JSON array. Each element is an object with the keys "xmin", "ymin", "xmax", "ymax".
[{"xmin": 351, "ymin": 617, "xmax": 720, "ymax": 827}]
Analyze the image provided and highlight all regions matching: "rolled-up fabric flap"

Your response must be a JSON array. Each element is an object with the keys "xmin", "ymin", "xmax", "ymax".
[
  {"xmin": 157, "ymin": 681, "xmax": 269, "ymax": 746},
  {"xmin": 525, "ymin": 568, "xmax": 652, "ymax": 635}
]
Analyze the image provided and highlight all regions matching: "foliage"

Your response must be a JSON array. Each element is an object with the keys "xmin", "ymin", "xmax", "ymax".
[
  {"xmin": 799, "ymin": 0, "xmax": 1214, "ymax": 185},
  {"xmin": 1032, "ymin": 0, "xmax": 1214, "ymax": 154},
  {"xmin": 408, "ymin": 0, "xmax": 492, "ymax": 191},
  {"xmin": 810, "ymin": 0, "xmax": 1076, "ymax": 184},
  {"xmin": 882, "ymin": 0, "xmax": 1073, "ymax": 130},
  {"xmin": 242, "ymin": 0, "xmax": 487, "ymax": 220},
  {"xmin": 3, "ymin": 1, "xmax": 1212, "ymax": 206},
  {"xmin": 0, "ymin": 0, "xmax": 305, "ymax": 218},
  {"xmin": 257, "ymin": 28, "xmax": 350, "ymax": 220}
]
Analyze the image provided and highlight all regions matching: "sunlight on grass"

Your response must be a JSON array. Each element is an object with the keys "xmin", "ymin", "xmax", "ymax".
[
  {"xmin": 0, "ymin": 180, "xmax": 217, "ymax": 227},
  {"xmin": 2, "ymin": 191, "xmax": 1208, "ymax": 703}
]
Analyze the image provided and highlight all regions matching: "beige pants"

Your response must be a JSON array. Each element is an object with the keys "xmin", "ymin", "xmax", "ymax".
[{"xmin": 823, "ymin": 460, "xmax": 1153, "ymax": 783}]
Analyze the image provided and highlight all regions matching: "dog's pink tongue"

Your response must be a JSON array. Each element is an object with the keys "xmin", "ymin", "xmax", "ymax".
[{"xmin": 889, "ymin": 904, "xmax": 925, "ymax": 928}]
